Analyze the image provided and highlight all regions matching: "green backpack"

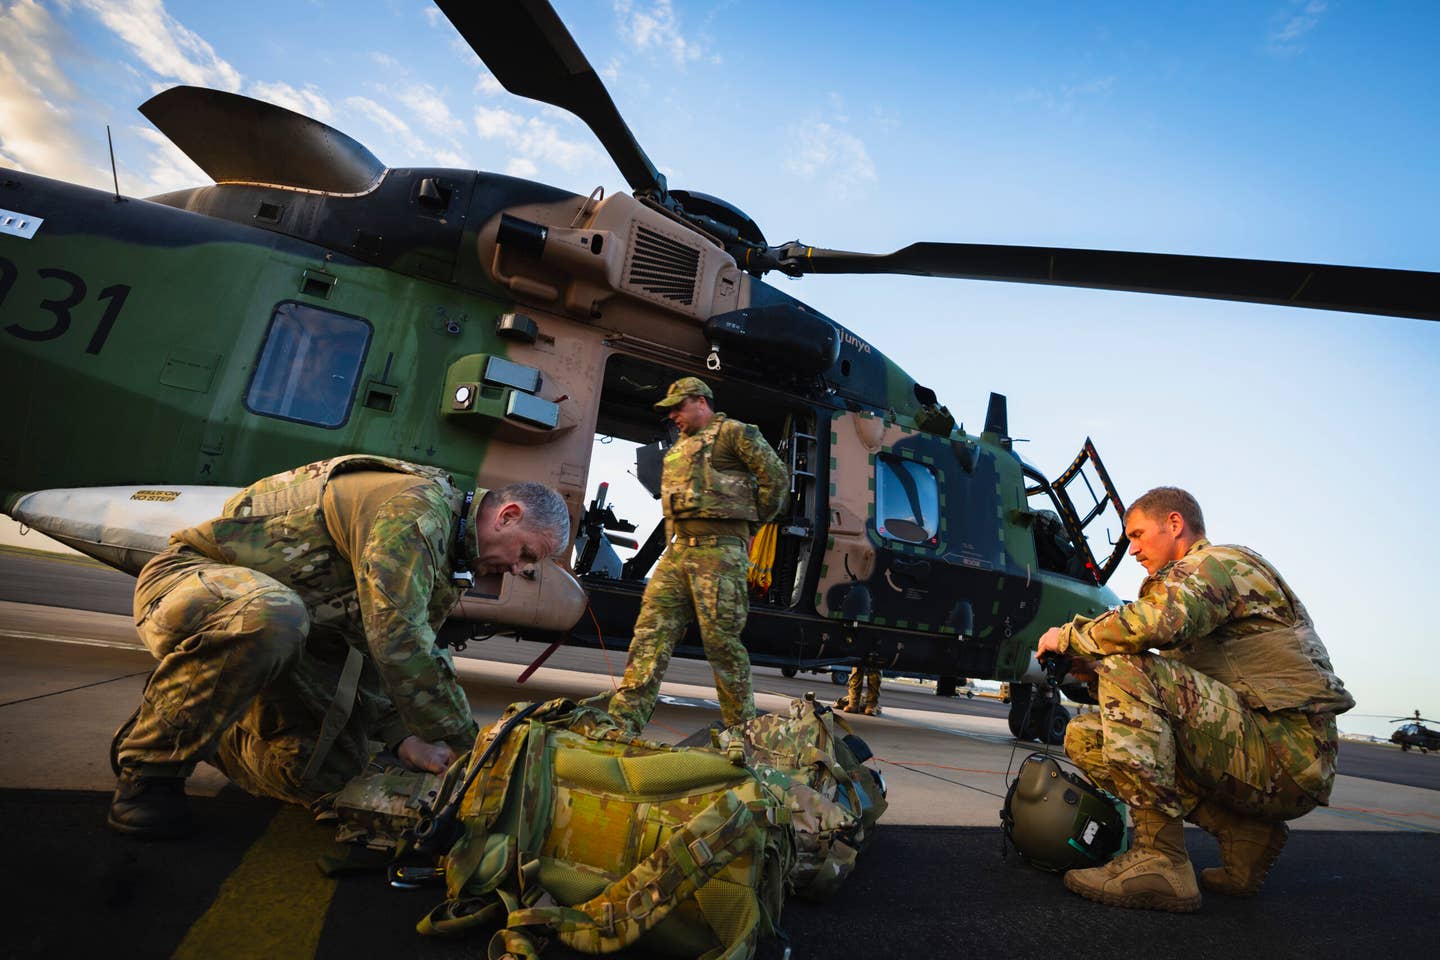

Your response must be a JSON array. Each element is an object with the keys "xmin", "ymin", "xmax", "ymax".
[{"xmin": 326, "ymin": 695, "xmax": 887, "ymax": 960}]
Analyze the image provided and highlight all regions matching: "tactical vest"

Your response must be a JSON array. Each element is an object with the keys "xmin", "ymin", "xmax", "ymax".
[
  {"xmin": 661, "ymin": 414, "xmax": 760, "ymax": 522},
  {"xmin": 1170, "ymin": 544, "xmax": 1354, "ymax": 716},
  {"xmin": 182, "ymin": 454, "xmax": 466, "ymax": 642}
]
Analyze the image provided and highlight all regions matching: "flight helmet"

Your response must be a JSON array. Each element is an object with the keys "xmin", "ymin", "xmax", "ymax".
[{"xmin": 1001, "ymin": 753, "xmax": 1127, "ymax": 872}]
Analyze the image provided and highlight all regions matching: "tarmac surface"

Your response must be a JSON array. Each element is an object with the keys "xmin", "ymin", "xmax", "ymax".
[{"xmin": 2, "ymin": 548, "xmax": 1438, "ymax": 957}]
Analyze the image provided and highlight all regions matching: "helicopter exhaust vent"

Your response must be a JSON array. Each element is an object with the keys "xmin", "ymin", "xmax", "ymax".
[{"xmin": 626, "ymin": 225, "xmax": 699, "ymax": 306}]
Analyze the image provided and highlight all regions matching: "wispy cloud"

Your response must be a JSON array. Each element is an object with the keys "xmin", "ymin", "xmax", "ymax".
[
  {"xmin": 473, "ymin": 106, "xmax": 598, "ymax": 174},
  {"xmin": 1268, "ymin": 0, "xmax": 1328, "ymax": 54},
  {"xmin": 393, "ymin": 83, "xmax": 465, "ymax": 137},
  {"xmin": 783, "ymin": 116, "xmax": 876, "ymax": 198},
  {"xmin": 248, "ymin": 81, "xmax": 334, "ymax": 123},
  {"xmin": 346, "ymin": 95, "xmax": 413, "ymax": 138},
  {"xmin": 0, "ymin": 0, "xmax": 110, "ymax": 188},
  {"xmin": 78, "ymin": 0, "xmax": 242, "ymax": 91},
  {"xmin": 1014, "ymin": 75, "xmax": 1116, "ymax": 113},
  {"xmin": 614, "ymin": 0, "xmax": 705, "ymax": 66},
  {"xmin": 127, "ymin": 125, "xmax": 210, "ymax": 196}
]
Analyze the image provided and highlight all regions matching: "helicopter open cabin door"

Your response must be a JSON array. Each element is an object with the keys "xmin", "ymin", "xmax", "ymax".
[{"xmin": 1028, "ymin": 439, "xmax": 1128, "ymax": 587}]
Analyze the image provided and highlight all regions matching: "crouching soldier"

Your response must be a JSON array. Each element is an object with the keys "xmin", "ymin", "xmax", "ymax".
[
  {"xmin": 1035, "ymin": 487, "xmax": 1353, "ymax": 911},
  {"xmin": 109, "ymin": 455, "xmax": 571, "ymax": 839}
]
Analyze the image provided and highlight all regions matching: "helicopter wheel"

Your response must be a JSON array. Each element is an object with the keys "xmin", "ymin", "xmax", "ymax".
[
  {"xmin": 1006, "ymin": 685, "xmax": 1034, "ymax": 739},
  {"xmin": 781, "ymin": 665, "xmax": 798, "ymax": 679}
]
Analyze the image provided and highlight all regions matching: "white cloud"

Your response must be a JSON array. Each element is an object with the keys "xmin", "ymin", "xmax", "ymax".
[
  {"xmin": 614, "ymin": 0, "xmax": 703, "ymax": 66},
  {"xmin": 346, "ymin": 95, "xmax": 413, "ymax": 137},
  {"xmin": 1015, "ymin": 75, "xmax": 1116, "ymax": 112},
  {"xmin": 505, "ymin": 157, "xmax": 538, "ymax": 179},
  {"xmin": 476, "ymin": 71, "xmax": 505, "ymax": 96},
  {"xmin": 247, "ymin": 81, "xmax": 334, "ymax": 123},
  {"xmin": 784, "ymin": 118, "xmax": 876, "ymax": 197},
  {"xmin": 128, "ymin": 125, "xmax": 210, "ymax": 196},
  {"xmin": 474, "ymin": 104, "xmax": 598, "ymax": 176},
  {"xmin": 475, "ymin": 105, "xmax": 524, "ymax": 139},
  {"xmin": 78, "ymin": 0, "xmax": 242, "ymax": 91},
  {"xmin": 1268, "ymin": 0, "xmax": 1328, "ymax": 52},
  {"xmin": 0, "ymin": 0, "xmax": 110, "ymax": 188},
  {"xmin": 393, "ymin": 84, "xmax": 464, "ymax": 136}
]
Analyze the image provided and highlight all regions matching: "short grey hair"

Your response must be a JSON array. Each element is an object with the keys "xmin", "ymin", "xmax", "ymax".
[{"xmin": 491, "ymin": 481, "xmax": 571, "ymax": 553}]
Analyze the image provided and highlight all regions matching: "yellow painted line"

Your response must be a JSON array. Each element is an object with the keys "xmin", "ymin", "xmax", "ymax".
[{"xmin": 173, "ymin": 806, "xmax": 339, "ymax": 960}]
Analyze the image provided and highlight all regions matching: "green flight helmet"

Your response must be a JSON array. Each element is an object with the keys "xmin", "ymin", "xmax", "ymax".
[{"xmin": 1001, "ymin": 753, "xmax": 1128, "ymax": 872}]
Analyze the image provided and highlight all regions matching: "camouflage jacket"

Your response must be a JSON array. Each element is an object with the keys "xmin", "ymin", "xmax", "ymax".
[
  {"xmin": 173, "ymin": 455, "xmax": 481, "ymax": 750},
  {"xmin": 1059, "ymin": 538, "xmax": 1353, "ymax": 717},
  {"xmin": 661, "ymin": 413, "xmax": 787, "ymax": 524}
]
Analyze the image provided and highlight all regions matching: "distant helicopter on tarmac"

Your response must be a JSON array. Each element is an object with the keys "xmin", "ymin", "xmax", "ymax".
[{"xmin": 1390, "ymin": 711, "xmax": 1440, "ymax": 753}]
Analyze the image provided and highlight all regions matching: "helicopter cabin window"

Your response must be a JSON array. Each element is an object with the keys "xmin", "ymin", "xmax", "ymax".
[
  {"xmin": 245, "ymin": 302, "xmax": 371, "ymax": 428},
  {"xmin": 875, "ymin": 455, "xmax": 939, "ymax": 545}
]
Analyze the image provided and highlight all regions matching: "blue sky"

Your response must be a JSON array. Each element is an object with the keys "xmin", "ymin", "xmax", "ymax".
[{"xmin": 2, "ymin": 0, "xmax": 1437, "ymax": 737}]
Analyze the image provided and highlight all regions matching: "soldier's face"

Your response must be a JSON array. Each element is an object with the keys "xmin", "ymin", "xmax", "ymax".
[
  {"xmin": 1124, "ymin": 508, "xmax": 1185, "ymax": 575},
  {"xmin": 473, "ymin": 504, "xmax": 557, "ymax": 576},
  {"xmin": 668, "ymin": 395, "xmax": 712, "ymax": 435}
]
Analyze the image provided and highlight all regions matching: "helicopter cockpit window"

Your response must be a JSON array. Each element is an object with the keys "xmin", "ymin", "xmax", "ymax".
[
  {"xmin": 875, "ymin": 455, "xmax": 939, "ymax": 545},
  {"xmin": 245, "ymin": 302, "xmax": 371, "ymax": 428}
]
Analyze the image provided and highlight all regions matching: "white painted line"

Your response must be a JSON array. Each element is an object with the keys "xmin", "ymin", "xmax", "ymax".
[{"xmin": 0, "ymin": 630, "xmax": 144, "ymax": 652}]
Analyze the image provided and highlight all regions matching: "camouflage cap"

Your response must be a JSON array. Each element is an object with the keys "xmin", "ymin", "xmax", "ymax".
[{"xmin": 653, "ymin": 376, "xmax": 713, "ymax": 411}]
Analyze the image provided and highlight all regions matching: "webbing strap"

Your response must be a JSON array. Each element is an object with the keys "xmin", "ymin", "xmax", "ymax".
[
  {"xmin": 301, "ymin": 646, "xmax": 364, "ymax": 789},
  {"xmin": 503, "ymin": 789, "xmax": 756, "ymax": 952}
]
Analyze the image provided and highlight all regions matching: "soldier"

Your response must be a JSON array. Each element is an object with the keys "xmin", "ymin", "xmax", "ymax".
[
  {"xmin": 837, "ymin": 663, "xmax": 882, "ymax": 715},
  {"xmin": 1035, "ymin": 487, "xmax": 1353, "ymax": 911},
  {"xmin": 108, "ymin": 455, "xmax": 571, "ymax": 840},
  {"xmin": 608, "ymin": 377, "xmax": 787, "ymax": 736}
]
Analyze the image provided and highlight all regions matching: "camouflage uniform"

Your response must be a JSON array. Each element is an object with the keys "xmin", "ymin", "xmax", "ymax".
[
  {"xmin": 609, "ymin": 385, "xmax": 787, "ymax": 734},
  {"xmin": 840, "ymin": 665, "xmax": 881, "ymax": 715},
  {"xmin": 117, "ymin": 455, "xmax": 482, "ymax": 805},
  {"xmin": 1056, "ymin": 538, "xmax": 1353, "ymax": 821}
]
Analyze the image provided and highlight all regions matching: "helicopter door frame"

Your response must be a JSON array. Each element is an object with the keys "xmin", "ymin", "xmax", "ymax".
[{"xmin": 1046, "ymin": 438, "xmax": 1127, "ymax": 586}]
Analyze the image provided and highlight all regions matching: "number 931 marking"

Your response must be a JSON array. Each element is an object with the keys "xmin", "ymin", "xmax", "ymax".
[{"xmin": 0, "ymin": 254, "xmax": 131, "ymax": 355}]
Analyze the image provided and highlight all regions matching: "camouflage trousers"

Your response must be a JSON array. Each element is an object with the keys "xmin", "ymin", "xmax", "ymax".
[
  {"xmin": 118, "ymin": 546, "xmax": 369, "ymax": 805},
  {"xmin": 1065, "ymin": 653, "xmax": 1335, "ymax": 820},
  {"xmin": 844, "ymin": 665, "xmax": 881, "ymax": 712},
  {"xmin": 608, "ymin": 539, "xmax": 754, "ymax": 734}
]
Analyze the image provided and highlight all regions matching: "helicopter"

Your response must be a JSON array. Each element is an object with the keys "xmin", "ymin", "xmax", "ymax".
[
  {"xmin": 2, "ymin": 0, "xmax": 1437, "ymax": 744},
  {"xmin": 1390, "ymin": 711, "xmax": 1440, "ymax": 753}
]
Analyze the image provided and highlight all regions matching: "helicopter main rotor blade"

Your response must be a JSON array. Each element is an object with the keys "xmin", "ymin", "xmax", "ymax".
[
  {"xmin": 434, "ymin": 0, "xmax": 667, "ymax": 198},
  {"xmin": 774, "ymin": 242, "xmax": 1440, "ymax": 322}
]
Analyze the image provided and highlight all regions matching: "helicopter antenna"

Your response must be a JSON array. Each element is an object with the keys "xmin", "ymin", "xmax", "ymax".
[{"xmin": 105, "ymin": 125, "xmax": 124, "ymax": 203}]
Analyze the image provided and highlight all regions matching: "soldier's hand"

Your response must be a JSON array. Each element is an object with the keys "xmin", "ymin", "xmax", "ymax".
[
  {"xmin": 397, "ymin": 735, "xmax": 457, "ymax": 773},
  {"xmin": 1035, "ymin": 627, "xmax": 1065, "ymax": 659}
]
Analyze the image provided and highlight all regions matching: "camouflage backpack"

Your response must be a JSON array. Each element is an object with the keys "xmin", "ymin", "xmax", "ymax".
[
  {"xmin": 708, "ymin": 694, "xmax": 888, "ymax": 901},
  {"xmin": 326, "ymin": 695, "xmax": 887, "ymax": 958}
]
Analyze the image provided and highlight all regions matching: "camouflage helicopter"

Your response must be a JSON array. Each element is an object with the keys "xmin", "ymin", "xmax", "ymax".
[
  {"xmin": 1390, "ymin": 711, "xmax": 1440, "ymax": 753},
  {"xmin": 2, "ymin": 0, "xmax": 1437, "ymax": 744}
]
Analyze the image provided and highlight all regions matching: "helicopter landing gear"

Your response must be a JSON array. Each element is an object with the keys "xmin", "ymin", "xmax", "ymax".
[
  {"xmin": 780, "ymin": 665, "xmax": 798, "ymax": 678},
  {"xmin": 1006, "ymin": 683, "xmax": 1070, "ymax": 745}
]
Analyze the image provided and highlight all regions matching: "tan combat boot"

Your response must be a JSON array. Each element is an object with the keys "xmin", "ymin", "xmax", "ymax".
[
  {"xmin": 1187, "ymin": 801, "xmax": 1288, "ymax": 897},
  {"xmin": 1063, "ymin": 808, "xmax": 1202, "ymax": 912}
]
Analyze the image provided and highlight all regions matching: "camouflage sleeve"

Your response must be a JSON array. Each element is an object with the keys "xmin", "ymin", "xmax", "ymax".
[
  {"xmin": 728, "ymin": 419, "xmax": 789, "ymax": 522},
  {"xmin": 1060, "ymin": 551, "xmax": 1237, "ymax": 657},
  {"xmin": 353, "ymin": 487, "xmax": 478, "ymax": 749}
]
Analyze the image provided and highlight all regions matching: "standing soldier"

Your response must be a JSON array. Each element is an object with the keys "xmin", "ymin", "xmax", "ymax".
[
  {"xmin": 838, "ymin": 663, "xmax": 882, "ymax": 715},
  {"xmin": 1035, "ymin": 487, "xmax": 1353, "ymax": 911},
  {"xmin": 108, "ymin": 455, "xmax": 571, "ymax": 839},
  {"xmin": 608, "ymin": 377, "xmax": 787, "ymax": 737}
]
